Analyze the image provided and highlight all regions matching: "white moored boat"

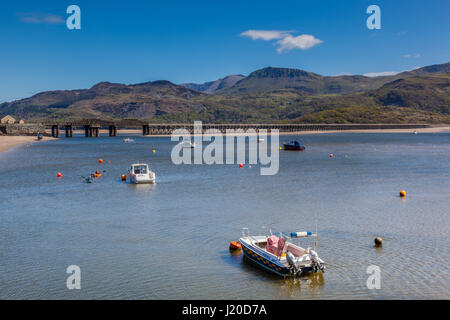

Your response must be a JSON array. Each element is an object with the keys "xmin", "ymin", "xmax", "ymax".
[
  {"xmin": 239, "ymin": 228, "xmax": 325, "ymax": 277},
  {"xmin": 128, "ymin": 163, "xmax": 156, "ymax": 184}
]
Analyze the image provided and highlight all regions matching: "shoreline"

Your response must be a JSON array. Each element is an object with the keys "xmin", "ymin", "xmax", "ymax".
[{"xmin": 0, "ymin": 136, "xmax": 56, "ymax": 153}]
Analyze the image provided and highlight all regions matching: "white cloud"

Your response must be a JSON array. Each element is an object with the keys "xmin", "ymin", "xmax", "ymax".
[
  {"xmin": 363, "ymin": 71, "xmax": 400, "ymax": 77},
  {"xmin": 240, "ymin": 30, "xmax": 291, "ymax": 41},
  {"xmin": 403, "ymin": 53, "xmax": 421, "ymax": 59},
  {"xmin": 18, "ymin": 12, "xmax": 65, "ymax": 24},
  {"xmin": 240, "ymin": 29, "xmax": 322, "ymax": 53},
  {"xmin": 276, "ymin": 34, "xmax": 323, "ymax": 53}
]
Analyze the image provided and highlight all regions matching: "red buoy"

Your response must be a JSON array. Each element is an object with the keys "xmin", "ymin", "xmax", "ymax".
[
  {"xmin": 329, "ymin": 154, "xmax": 334, "ymax": 158},
  {"xmin": 98, "ymin": 159, "xmax": 103, "ymax": 164},
  {"xmin": 239, "ymin": 163, "xmax": 243, "ymax": 168},
  {"xmin": 56, "ymin": 172, "xmax": 63, "ymax": 178}
]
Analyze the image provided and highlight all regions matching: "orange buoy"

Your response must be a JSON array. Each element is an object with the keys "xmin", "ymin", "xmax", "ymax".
[
  {"xmin": 399, "ymin": 190, "xmax": 406, "ymax": 197},
  {"xmin": 121, "ymin": 174, "xmax": 126, "ymax": 181},
  {"xmin": 98, "ymin": 159, "xmax": 103, "ymax": 164},
  {"xmin": 56, "ymin": 172, "xmax": 63, "ymax": 178},
  {"xmin": 238, "ymin": 163, "xmax": 243, "ymax": 168},
  {"xmin": 229, "ymin": 241, "xmax": 242, "ymax": 251}
]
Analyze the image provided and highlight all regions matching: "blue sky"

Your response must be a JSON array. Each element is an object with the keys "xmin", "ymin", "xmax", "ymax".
[{"xmin": 0, "ymin": 0, "xmax": 449, "ymax": 102}]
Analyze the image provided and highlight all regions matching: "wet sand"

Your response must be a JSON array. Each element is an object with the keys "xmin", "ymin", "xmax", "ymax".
[{"xmin": 0, "ymin": 136, "xmax": 56, "ymax": 153}]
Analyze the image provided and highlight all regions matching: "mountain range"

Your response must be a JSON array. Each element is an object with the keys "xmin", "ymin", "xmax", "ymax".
[
  {"xmin": 1, "ymin": 62, "xmax": 449, "ymax": 124},
  {"xmin": 181, "ymin": 75, "xmax": 245, "ymax": 93}
]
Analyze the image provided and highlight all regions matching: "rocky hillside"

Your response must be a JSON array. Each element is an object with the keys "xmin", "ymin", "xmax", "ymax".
[
  {"xmin": 181, "ymin": 75, "xmax": 245, "ymax": 93},
  {"xmin": 216, "ymin": 63, "xmax": 450, "ymax": 95}
]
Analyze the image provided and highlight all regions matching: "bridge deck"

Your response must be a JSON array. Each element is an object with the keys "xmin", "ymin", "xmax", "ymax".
[{"xmin": 39, "ymin": 122, "xmax": 432, "ymax": 137}]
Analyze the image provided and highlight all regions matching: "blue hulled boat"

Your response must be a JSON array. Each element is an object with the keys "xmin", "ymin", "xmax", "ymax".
[{"xmin": 283, "ymin": 140, "xmax": 305, "ymax": 151}]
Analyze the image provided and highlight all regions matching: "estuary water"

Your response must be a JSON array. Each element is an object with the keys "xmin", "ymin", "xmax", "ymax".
[{"xmin": 0, "ymin": 132, "xmax": 449, "ymax": 299}]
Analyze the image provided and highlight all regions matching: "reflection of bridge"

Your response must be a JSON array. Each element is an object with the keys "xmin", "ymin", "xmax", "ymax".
[{"xmin": 43, "ymin": 120, "xmax": 432, "ymax": 138}]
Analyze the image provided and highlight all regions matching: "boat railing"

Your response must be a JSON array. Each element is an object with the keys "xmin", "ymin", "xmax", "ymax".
[
  {"xmin": 241, "ymin": 227, "xmax": 249, "ymax": 238},
  {"xmin": 241, "ymin": 227, "xmax": 261, "ymax": 246}
]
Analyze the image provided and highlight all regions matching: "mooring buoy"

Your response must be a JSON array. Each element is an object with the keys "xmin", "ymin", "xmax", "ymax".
[{"xmin": 374, "ymin": 237, "xmax": 383, "ymax": 247}]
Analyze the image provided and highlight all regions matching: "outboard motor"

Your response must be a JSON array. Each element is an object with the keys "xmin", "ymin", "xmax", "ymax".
[
  {"xmin": 286, "ymin": 251, "xmax": 301, "ymax": 276},
  {"xmin": 309, "ymin": 249, "xmax": 325, "ymax": 272}
]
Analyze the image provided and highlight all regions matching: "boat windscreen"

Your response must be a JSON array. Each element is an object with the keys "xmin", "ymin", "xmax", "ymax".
[{"xmin": 133, "ymin": 165, "xmax": 148, "ymax": 174}]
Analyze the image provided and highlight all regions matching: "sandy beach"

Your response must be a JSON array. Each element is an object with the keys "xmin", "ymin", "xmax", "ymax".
[{"xmin": 0, "ymin": 136, "xmax": 56, "ymax": 153}]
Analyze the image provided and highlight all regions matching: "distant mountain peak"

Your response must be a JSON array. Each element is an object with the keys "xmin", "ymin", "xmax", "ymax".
[
  {"xmin": 248, "ymin": 67, "xmax": 320, "ymax": 79},
  {"xmin": 132, "ymin": 80, "xmax": 175, "ymax": 87},
  {"xmin": 181, "ymin": 74, "xmax": 245, "ymax": 93}
]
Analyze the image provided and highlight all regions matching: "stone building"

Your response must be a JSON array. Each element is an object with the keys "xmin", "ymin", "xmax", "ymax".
[{"xmin": 1, "ymin": 115, "xmax": 16, "ymax": 124}]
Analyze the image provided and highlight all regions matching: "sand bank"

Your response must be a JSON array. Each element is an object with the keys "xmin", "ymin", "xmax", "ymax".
[{"xmin": 0, "ymin": 136, "xmax": 56, "ymax": 153}]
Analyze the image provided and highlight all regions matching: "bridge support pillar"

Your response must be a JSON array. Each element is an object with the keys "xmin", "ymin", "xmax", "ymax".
[
  {"xmin": 84, "ymin": 125, "xmax": 91, "ymax": 137},
  {"xmin": 51, "ymin": 125, "xmax": 59, "ymax": 138},
  {"xmin": 143, "ymin": 125, "xmax": 150, "ymax": 136},
  {"xmin": 109, "ymin": 125, "xmax": 117, "ymax": 136},
  {"xmin": 92, "ymin": 127, "xmax": 100, "ymax": 137},
  {"xmin": 65, "ymin": 125, "xmax": 73, "ymax": 138}
]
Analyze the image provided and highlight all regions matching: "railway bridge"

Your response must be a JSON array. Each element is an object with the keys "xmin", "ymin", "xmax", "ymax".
[{"xmin": 43, "ymin": 120, "xmax": 432, "ymax": 138}]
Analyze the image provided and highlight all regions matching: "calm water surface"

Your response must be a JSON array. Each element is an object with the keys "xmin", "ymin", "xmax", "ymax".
[{"xmin": 0, "ymin": 133, "xmax": 449, "ymax": 299}]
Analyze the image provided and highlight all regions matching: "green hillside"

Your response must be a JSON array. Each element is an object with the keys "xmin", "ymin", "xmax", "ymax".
[{"xmin": 1, "ymin": 62, "xmax": 449, "ymax": 124}]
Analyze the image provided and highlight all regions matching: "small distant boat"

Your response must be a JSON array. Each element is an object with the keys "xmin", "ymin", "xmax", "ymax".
[
  {"xmin": 283, "ymin": 140, "xmax": 305, "ymax": 151},
  {"xmin": 128, "ymin": 163, "xmax": 156, "ymax": 184},
  {"xmin": 257, "ymin": 138, "xmax": 264, "ymax": 142},
  {"xmin": 180, "ymin": 141, "xmax": 196, "ymax": 148},
  {"xmin": 239, "ymin": 228, "xmax": 325, "ymax": 277},
  {"xmin": 37, "ymin": 132, "xmax": 43, "ymax": 141},
  {"xmin": 413, "ymin": 130, "xmax": 418, "ymax": 135},
  {"xmin": 123, "ymin": 138, "xmax": 135, "ymax": 143}
]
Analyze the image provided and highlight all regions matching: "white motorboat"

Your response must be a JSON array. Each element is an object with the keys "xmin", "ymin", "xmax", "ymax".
[
  {"xmin": 128, "ymin": 163, "xmax": 156, "ymax": 184},
  {"xmin": 239, "ymin": 228, "xmax": 325, "ymax": 277}
]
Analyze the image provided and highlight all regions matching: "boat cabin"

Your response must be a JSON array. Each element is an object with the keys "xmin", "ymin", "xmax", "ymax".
[{"xmin": 132, "ymin": 164, "xmax": 148, "ymax": 174}]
